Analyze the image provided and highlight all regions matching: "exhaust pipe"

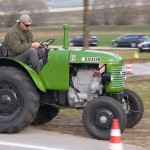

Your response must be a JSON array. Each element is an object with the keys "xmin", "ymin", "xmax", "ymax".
[{"xmin": 63, "ymin": 24, "xmax": 69, "ymax": 49}]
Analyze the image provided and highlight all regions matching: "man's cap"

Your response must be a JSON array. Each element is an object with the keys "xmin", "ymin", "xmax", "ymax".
[{"xmin": 16, "ymin": 14, "xmax": 32, "ymax": 25}]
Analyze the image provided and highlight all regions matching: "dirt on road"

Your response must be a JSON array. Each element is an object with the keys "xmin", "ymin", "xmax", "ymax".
[{"xmin": 34, "ymin": 112, "xmax": 150, "ymax": 150}]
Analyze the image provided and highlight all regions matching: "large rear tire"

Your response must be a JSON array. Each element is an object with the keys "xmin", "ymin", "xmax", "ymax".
[
  {"xmin": 32, "ymin": 105, "xmax": 59, "ymax": 125},
  {"xmin": 0, "ymin": 66, "xmax": 39, "ymax": 133},
  {"xmin": 82, "ymin": 96, "xmax": 127, "ymax": 140},
  {"xmin": 123, "ymin": 88, "xmax": 144, "ymax": 128}
]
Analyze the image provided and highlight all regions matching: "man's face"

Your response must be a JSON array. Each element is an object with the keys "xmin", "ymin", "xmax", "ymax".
[{"xmin": 20, "ymin": 22, "xmax": 31, "ymax": 30}]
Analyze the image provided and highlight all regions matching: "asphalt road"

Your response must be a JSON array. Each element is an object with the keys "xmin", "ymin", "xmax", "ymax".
[
  {"xmin": 125, "ymin": 62, "xmax": 150, "ymax": 76},
  {"xmin": 0, "ymin": 127, "xmax": 145, "ymax": 150}
]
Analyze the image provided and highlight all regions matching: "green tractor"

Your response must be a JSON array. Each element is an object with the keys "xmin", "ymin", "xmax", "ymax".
[{"xmin": 0, "ymin": 25, "xmax": 144, "ymax": 140}]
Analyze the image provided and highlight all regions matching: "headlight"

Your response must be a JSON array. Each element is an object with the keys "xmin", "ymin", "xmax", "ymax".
[{"xmin": 102, "ymin": 72, "xmax": 113, "ymax": 82}]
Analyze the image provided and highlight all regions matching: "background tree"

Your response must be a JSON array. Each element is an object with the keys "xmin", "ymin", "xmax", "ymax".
[
  {"xmin": 112, "ymin": 0, "xmax": 138, "ymax": 25},
  {"xmin": 0, "ymin": 0, "xmax": 48, "ymax": 27},
  {"xmin": 141, "ymin": 0, "xmax": 150, "ymax": 24},
  {"xmin": 90, "ymin": 0, "xmax": 138, "ymax": 25},
  {"xmin": 91, "ymin": 0, "xmax": 113, "ymax": 25},
  {"xmin": 83, "ymin": 0, "xmax": 89, "ymax": 49}
]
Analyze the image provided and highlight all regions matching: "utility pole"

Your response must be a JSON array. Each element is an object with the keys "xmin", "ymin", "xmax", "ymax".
[{"xmin": 83, "ymin": 0, "xmax": 89, "ymax": 50}]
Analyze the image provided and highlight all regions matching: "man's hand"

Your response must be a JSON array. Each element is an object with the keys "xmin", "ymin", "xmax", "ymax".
[
  {"xmin": 43, "ymin": 42, "xmax": 49, "ymax": 45},
  {"xmin": 31, "ymin": 42, "xmax": 41, "ymax": 49},
  {"xmin": 40, "ymin": 42, "xmax": 49, "ymax": 47}
]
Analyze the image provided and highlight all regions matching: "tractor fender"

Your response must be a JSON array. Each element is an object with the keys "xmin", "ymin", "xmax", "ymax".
[{"xmin": 0, "ymin": 58, "xmax": 46, "ymax": 92}]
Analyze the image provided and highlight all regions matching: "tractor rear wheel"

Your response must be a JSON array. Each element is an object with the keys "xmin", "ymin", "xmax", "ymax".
[
  {"xmin": 82, "ymin": 96, "xmax": 127, "ymax": 140},
  {"xmin": 0, "ymin": 66, "xmax": 39, "ymax": 133}
]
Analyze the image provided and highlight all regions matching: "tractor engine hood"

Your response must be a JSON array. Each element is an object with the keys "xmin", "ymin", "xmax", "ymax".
[{"xmin": 69, "ymin": 49, "xmax": 123, "ymax": 64}]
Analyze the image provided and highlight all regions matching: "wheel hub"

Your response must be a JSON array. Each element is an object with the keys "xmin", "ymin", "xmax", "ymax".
[
  {"xmin": 100, "ymin": 116, "xmax": 107, "ymax": 123},
  {"xmin": 95, "ymin": 109, "xmax": 113, "ymax": 128},
  {"xmin": 1, "ymin": 94, "xmax": 11, "ymax": 104},
  {"xmin": 0, "ymin": 89, "xmax": 17, "ymax": 112},
  {"xmin": 0, "ymin": 82, "xmax": 22, "ymax": 123}
]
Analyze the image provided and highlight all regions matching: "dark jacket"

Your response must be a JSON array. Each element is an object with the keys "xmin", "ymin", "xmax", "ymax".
[{"xmin": 5, "ymin": 24, "xmax": 33, "ymax": 57}]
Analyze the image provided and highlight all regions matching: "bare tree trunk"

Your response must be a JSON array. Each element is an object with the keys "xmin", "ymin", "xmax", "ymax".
[{"xmin": 83, "ymin": 0, "xmax": 89, "ymax": 50}]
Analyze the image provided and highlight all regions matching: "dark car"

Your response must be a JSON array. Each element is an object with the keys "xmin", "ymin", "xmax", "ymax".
[
  {"xmin": 112, "ymin": 34, "xmax": 149, "ymax": 48},
  {"xmin": 138, "ymin": 41, "xmax": 150, "ymax": 52},
  {"xmin": 69, "ymin": 35, "xmax": 98, "ymax": 47}
]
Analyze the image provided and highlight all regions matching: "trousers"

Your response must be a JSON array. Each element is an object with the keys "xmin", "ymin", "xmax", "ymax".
[{"xmin": 15, "ymin": 48, "xmax": 41, "ymax": 73}]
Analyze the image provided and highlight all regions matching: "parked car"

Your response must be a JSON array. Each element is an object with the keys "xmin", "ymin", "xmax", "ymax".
[
  {"xmin": 112, "ymin": 34, "xmax": 150, "ymax": 48},
  {"xmin": 69, "ymin": 35, "xmax": 98, "ymax": 47},
  {"xmin": 138, "ymin": 41, "xmax": 150, "ymax": 52}
]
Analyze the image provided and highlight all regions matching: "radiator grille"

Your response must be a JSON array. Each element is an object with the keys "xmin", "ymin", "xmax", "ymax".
[{"xmin": 108, "ymin": 66, "xmax": 125, "ymax": 91}]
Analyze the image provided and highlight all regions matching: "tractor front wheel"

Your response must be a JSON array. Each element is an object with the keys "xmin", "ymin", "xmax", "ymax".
[{"xmin": 82, "ymin": 96, "xmax": 127, "ymax": 140}]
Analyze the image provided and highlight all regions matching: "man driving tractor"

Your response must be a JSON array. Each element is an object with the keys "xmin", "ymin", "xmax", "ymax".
[{"xmin": 5, "ymin": 14, "xmax": 42, "ymax": 73}]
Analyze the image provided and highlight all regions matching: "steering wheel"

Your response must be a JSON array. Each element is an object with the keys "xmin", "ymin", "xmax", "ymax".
[
  {"xmin": 39, "ymin": 38, "xmax": 55, "ymax": 65},
  {"xmin": 40, "ymin": 38, "xmax": 55, "ymax": 48}
]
